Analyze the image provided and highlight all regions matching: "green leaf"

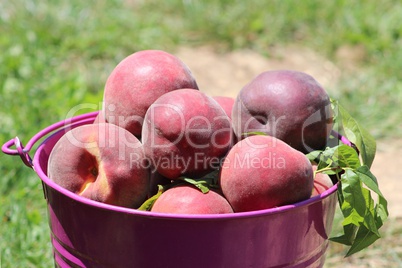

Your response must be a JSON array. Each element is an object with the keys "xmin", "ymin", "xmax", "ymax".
[
  {"xmin": 326, "ymin": 100, "xmax": 386, "ymax": 256},
  {"xmin": 329, "ymin": 168, "xmax": 388, "ymax": 256},
  {"xmin": 241, "ymin": 131, "xmax": 267, "ymax": 138},
  {"xmin": 335, "ymin": 144, "xmax": 361, "ymax": 169},
  {"xmin": 138, "ymin": 185, "xmax": 164, "ymax": 211},
  {"xmin": 305, "ymin": 150, "xmax": 322, "ymax": 162},
  {"xmin": 355, "ymin": 166, "xmax": 389, "ymax": 222},
  {"xmin": 308, "ymin": 144, "xmax": 359, "ymax": 176},
  {"xmin": 330, "ymin": 224, "xmax": 358, "ymax": 246},
  {"xmin": 138, "ymin": 171, "xmax": 221, "ymax": 211},
  {"xmin": 137, "ymin": 170, "xmax": 222, "ymax": 210},
  {"xmin": 180, "ymin": 177, "xmax": 211, "ymax": 194},
  {"xmin": 345, "ymin": 225, "xmax": 381, "ymax": 257},
  {"xmin": 177, "ymin": 170, "xmax": 220, "ymax": 194},
  {"xmin": 338, "ymin": 170, "xmax": 366, "ymax": 220},
  {"xmin": 314, "ymin": 147, "xmax": 338, "ymax": 173},
  {"xmin": 343, "ymin": 183, "xmax": 382, "ymax": 256},
  {"xmin": 335, "ymin": 100, "xmax": 377, "ymax": 168}
]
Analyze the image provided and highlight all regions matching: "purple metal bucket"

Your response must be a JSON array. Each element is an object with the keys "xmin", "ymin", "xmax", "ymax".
[{"xmin": 2, "ymin": 111, "xmax": 338, "ymax": 268}]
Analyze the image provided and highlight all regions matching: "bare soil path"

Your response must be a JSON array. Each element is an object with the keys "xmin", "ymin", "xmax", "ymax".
[{"xmin": 176, "ymin": 46, "xmax": 401, "ymax": 218}]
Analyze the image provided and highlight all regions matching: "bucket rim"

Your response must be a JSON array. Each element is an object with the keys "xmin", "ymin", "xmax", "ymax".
[{"xmin": 32, "ymin": 111, "xmax": 338, "ymax": 221}]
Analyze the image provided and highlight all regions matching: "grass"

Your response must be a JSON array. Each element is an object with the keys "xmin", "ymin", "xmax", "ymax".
[{"xmin": 1, "ymin": 0, "xmax": 401, "ymax": 266}]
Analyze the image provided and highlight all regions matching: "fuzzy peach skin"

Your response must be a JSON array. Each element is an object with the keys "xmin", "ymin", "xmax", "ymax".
[
  {"xmin": 142, "ymin": 88, "xmax": 232, "ymax": 180},
  {"xmin": 311, "ymin": 165, "xmax": 334, "ymax": 196},
  {"xmin": 92, "ymin": 111, "xmax": 106, "ymax": 124},
  {"xmin": 102, "ymin": 50, "xmax": 199, "ymax": 138},
  {"xmin": 219, "ymin": 134, "xmax": 314, "ymax": 212},
  {"xmin": 212, "ymin": 95, "xmax": 237, "ymax": 147},
  {"xmin": 47, "ymin": 123, "xmax": 150, "ymax": 208},
  {"xmin": 212, "ymin": 96, "xmax": 235, "ymax": 120},
  {"xmin": 151, "ymin": 185, "xmax": 234, "ymax": 214},
  {"xmin": 231, "ymin": 70, "xmax": 333, "ymax": 154}
]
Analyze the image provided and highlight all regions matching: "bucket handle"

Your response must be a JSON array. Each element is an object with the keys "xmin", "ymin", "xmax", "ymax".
[{"xmin": 1, "ymin": 111, "xmax": 99, "ymax": 169}]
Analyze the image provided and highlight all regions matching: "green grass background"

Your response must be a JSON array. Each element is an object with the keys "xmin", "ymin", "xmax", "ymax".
[{"xmin": 1, "ymin": 0, "xmax": 401, "ymax": 266}]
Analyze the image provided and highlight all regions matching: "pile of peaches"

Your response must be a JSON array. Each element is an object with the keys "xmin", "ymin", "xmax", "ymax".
[{"xmin": 48, "ymin": 50, "xmax": 334, "ymax": 214}]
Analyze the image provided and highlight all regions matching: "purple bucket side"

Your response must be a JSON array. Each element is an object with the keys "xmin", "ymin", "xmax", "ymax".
[
  {"xmin": 31, "ymin": 112, "xmax": 338, "ymax": 268},
  {"xmin": 42, "ymin": 181, "xmax": 337, "ymax": 268}
]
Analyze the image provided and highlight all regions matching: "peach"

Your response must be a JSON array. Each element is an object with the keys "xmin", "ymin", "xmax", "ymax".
[
  {"xmin": 151, "ymin": 185, "xmax": 234, "ymax": 214},
  {"xmin": 103, "ymin": 50, "xmax": 199, "ymax": 138},
  {"xmin": 212, "ymin": 96, "xmax": 235, "ymax": 120},
  {"xmin": 212, "ymin": 96, "xmax": 237, "ymax": 147},
  {"xmin": 220, "ymin": 134, "xmax": 314, "ymax": 212},
  {"xmin": 47, "ymin": 123, "xmax": 149, "ymax": 208},
  {"xmin": 311, "ymin": 165, "xmax": 334, "ymax": 196},
  {"xmin": 231, "ymin": 70, "xmax": 333, "ymax": 153},
  {"xmin": 142, "ymin": 88, "xmax": 232, "ymax": 180},
  {"xmin": 92, "ymin": 111, "xmax": 106, "ymax": 124}
]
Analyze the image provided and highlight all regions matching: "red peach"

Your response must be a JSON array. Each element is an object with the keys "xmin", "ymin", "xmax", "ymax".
[
  {"xmin": 103, "ymin": 50, "xmax": 199, "ymax": 138},
  {"xmin": 212, "ymin": 95, "xmax": 237, "ymax": 147},
  {"xmin": 142, "ymin": 88, "xmax": 232, "ymax": 180},
  {"xmin": 231, "ymin": 70, "xmax": 333, "ymax": 153},
  {"xmin": 220, "ymin": 134, "xmax": 314, "ymax": 212},
  {"xmin": 92, "ymin": 111, "xmax": 106, "ymax": 124},
  {"xmin": 212, "ymin": 96, "xmax": 235, "ymax": 120},
  {"xmin": 151, "ymin": 185, "xmax": 234, "ymax": 214},
  {"xmin": 47, "ymin": 123, "xmax": 149, "ymax": 208}
]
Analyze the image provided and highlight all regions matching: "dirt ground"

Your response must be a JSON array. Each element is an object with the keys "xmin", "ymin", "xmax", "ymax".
[{"xmin": 176, "ymin": 46, "xmax": 401, "ymax": 219}]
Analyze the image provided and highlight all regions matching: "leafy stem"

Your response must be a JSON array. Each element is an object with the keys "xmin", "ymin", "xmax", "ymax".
[{"xmin": 306, "ymin": 99, "xmax": 389, "ymax": 257}]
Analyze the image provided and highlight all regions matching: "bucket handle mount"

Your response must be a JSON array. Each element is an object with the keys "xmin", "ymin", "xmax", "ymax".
[{"xmin": 2, "ymin": 136, "xmax": 34, "ymax": 168}]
